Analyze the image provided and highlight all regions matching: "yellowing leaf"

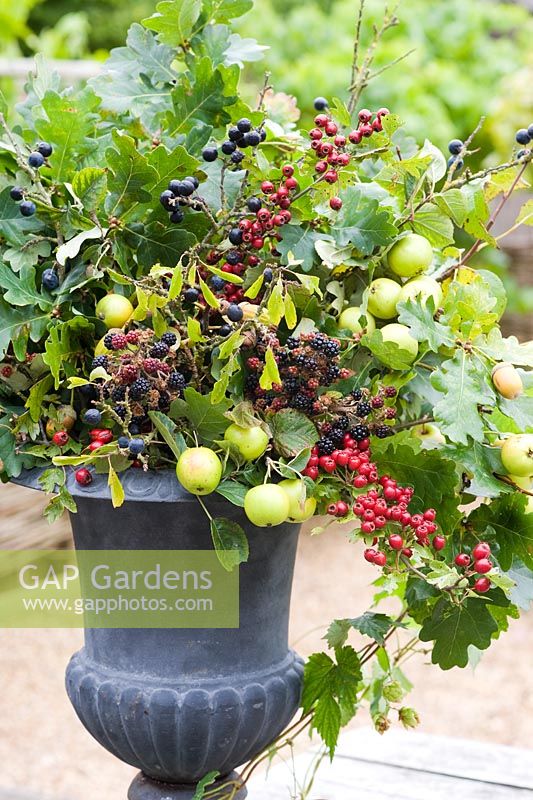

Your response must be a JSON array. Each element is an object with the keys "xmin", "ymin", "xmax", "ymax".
[
  {"xmin": 284, "ymin": 291, "xmax": 297, "ymax": 329},
  {"xmin": 259, "ymin": 346, "xmax": 281, "ymax": 389},
  {"xmin": 108, "ymin": 464, "xmax": 125, "ymax": 508}
]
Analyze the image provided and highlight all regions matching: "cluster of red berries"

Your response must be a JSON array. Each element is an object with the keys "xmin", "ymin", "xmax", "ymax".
[
  {"xmin": 454, "ymin": 541, "xmax": 494, "ymax": 593},
  {"xmin": 244, "ymin": 331, "xmax": 350, "ymax": 414},
  {"xmin": 303, "ymin": 435, "xmax": 372, "ymax": 482},
  {"xmin": 309, "ymin": 107, "xmax": 390, "ymax": 210}
]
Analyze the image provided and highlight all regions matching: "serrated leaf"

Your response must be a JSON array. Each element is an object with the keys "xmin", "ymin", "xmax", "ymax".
[
  {"xmin": 277, "ymin": 225, "xmax": 322, "ymax": 271},
  {"xmin": 132, "ymin": 221, "xmax": 197, "ymax": 269},
  {"xmin": 431, "ymin": 350, "xmax": 495, "ymax": 444},
  {"xmin": 170, "ymin": 387, "xmax": 231, "ymax": 442},
  {"xmin": 105, "ymin": 130, "xmax": 158, "ymax": 216},
  {"xmin": 441, "ymin": 440, "xmax": 511, "ymax": 498},
  {"xmin": 25, "ymin": 374, "xmax": 54, "ymax": 422},
  {"xmin": 468, "ymin": 493, "xmax": 533, "ymax": 571},
  {"xmin": 168, "ymin": 58, "xmax": 238, "ymax": 138},
  {"xmin": 203, "ymin": 0, "xmax": 253, "ymax": 22},
  {"xmin": 433, "ymin": 189, "xmax": 467, "ymax": 226},
  {"xmin": 326, "ymin": 613, "xmax": 396, "ymax": 648},
  {"xmin": 143, "ymin": 0, "xmax": 202, "ymax": 46},
  {"xmin": 333, "ymin": 186, "xmax": 398, "ymax": 256},
  {"xmin": 191, "ymin": 771, "xmax": 220, "ymax": 800},
  {"xmin": 4, "ymin": 240, "xmax": 51, "ymax": 273},
  {"xmin": 38, "ymin": 467, "xmax": 66, "ymax": 493},
  {"xmin": 397, "ymin": 297, "xmax": 454, "ymax": 352},
  {"xmin": 146, "ymin": 144, "xmax": 200, "ymax": 198},
  {"xmin": 259, "ymin": 346, "xmax": 281, "ymax": 390},
  {"xmin": 71, "ymin": 167, "xmax": 107, "ymax": 211},
  {"xmin": 0, "ymin": 188, "xmax": 42, "ymax": 247},
  {"xmin": 361, "ymin": 329, "xmax": 418, "ymax": 371},
  {"xmin": 473, "ymin": 329, "xmax": 533, "ymax": 367},
  {"xmin": 0, "ymin": 264, "xmax": 52, "ymax": 310},
  {"xmin": 108, "ymin": 463, "xmax": 125, "ymax": 509},
  {"xmin": 210, "ymin": 517, "xmax": 249, "ymax": 571},
  {"xmin": 0, "ymin": 298, "xmax": 49, "ymax": 360},
  {"xmin": 412, "ymin": 203, "xmax": 454, "ymax": 248},
  {"xmin": 461, "ymin": 183, "xmax": 497, "ymax": 247},
  {"xmin": 271, "ymin": 409, "xmax": 318, "ymax": 457}
]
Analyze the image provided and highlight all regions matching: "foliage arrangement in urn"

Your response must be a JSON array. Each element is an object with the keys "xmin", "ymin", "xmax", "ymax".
[{"xmin": 1, "ymin": 0, "xmax": 533, "ymax": 791}]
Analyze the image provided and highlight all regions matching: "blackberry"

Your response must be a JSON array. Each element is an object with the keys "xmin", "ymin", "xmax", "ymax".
[
  {"xmin": 352, "ymin": 388, "xmax": 363, "ymax": 401},
  {"xmin": 326, "ymin": 365, "xmax": 340, "ymax": 382},
  {"xmin": 356, "ymin": 401, "xmax": 372, "ymax": 417},
  {"xmin": 103, "ymin": 333, "xmax": 114, "ymax": 349},
  {"xmin": 323, "ymin": 340, "xmax": 340, "ymax": 357},
  {"xmin": 337, "ymin": 415, "xmax": 349, "ymax": 430},
  {"xmin": 115, "ymin": 405, "xmax": 127, "ymax": 419},
  {"xmin": 111, "ymin": 386, "xmax": 127, "ymax": 402},
  {"xmin": 330, "ymin": 429, "xmax": 345, "ymax": 447},
  {"xmin": 161, "ymin": 332, "xmax": 177, "ymax": 346},
  {"xmin": 150, "ymin": 342, "xmax": 170, "ymax": 358},
  {"xmin": 384, "ymin": 386, "xmax": 397, "ymax": 398},
  {"xmin": 245, "ymin": 374, "xmax": 259, "ymax": 392},
  {"xmin": 286, "ymin": 337, "xmax": 299, "ymax": 349},
  {"xmin": 371, "ymin": 396, "xmax": 384, "ymax": 409},
  {"xmin": 310, "ymin": 333, "xmax": 327, "ymax": 350},
  {"xmin": 283, "ymin": 377, "xmax": 300, "ymax": 394},
  {"xmin": 129, "ymin": 377, "xmax": 151, "ymax": 399},
  {"xmin": 350, "ymin": 424, "xmax": 370, "ymax": 441},
  {"xmin": 376, "ymin": 425, "xmax": 394, "ymax": 439},
  {"xmin": 111, "ymin": 333, "xmax": 128, "ymax": 350},
  {"xmin": 91, "ymin": 355, "xmax": 108, "ymax": 370},
  {"xmin": 317, "ymin": 437, "xmax": 335, "ymax": 455},
  {"xmin": 168, "ymin": 371, "xmax": 186, "ymax": 390},
  {"xmin": 290, "ymin": 393, "xmax": 313, "ymax": 411}
]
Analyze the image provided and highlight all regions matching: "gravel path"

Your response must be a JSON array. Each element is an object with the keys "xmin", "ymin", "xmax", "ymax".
[{"xmin": 0, "ymin": 486, "xmax": 531, "ymax": 799}]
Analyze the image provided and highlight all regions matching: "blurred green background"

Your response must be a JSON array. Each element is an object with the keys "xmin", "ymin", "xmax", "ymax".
[{"xmin": 1, "ymin": 0, "xmax": 532, "ymax": 331}]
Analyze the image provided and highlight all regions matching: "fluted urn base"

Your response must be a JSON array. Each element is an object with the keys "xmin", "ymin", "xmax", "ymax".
[{"xmin": 128, "ymin": 771, "xmax": 247, "ymax": 800}]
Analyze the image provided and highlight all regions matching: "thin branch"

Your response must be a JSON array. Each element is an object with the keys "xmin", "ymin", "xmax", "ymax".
[{"xmin": 365, "ymin": 47, "xmax": 416, "ymax": 83}]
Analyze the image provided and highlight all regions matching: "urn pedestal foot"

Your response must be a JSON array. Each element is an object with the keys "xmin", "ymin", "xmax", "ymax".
[{"xmin": 128, "ymin": 772, "xmax": 247, "ymax": 800}]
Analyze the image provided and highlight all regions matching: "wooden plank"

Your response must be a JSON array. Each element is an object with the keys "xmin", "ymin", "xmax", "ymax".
[
  {"xmin": 248, "ymin": 752, "xmax": 533, "ymax": 799},
  {"xmin": 336, "ymin": 728, "xmax": 533, "ymax": 790}
]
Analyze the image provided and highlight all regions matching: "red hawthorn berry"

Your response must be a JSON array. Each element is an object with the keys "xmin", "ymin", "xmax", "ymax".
[
  {"xmin": 424, "ymin": 508, "xmax": 437, "ymax": 522},
  {"xmin": 402, "ymin": 547, "xmax": 413, "ymax": 558},
  {"xmin": 319, "ymin": 456, "xmax": 336, "ymax": 473},
  {"xmin": 314, "ymin": 114, "xmax": 329, "ymax": 127},
  {"xmin": 411, "ymin": 514, "xmax": 424, "ymax": 527},
  {"xmin": 52, "ymin": 430, "xmax": 69, "ymax": 447},
  {"xmin": 329, "ymin": 197, "xmax": 342, "ymax": 211},
  {"xmin": 377, "ymin": 107, "xmax": 390, "ymax": 117},
  {"xmin": 358, "ymin": 108, "xmax": 372, "ymax": 122},
  {"xmin": 401, "ymin": 512, "xmax": 412, "ymax": 526},
  {"xmin": 372, "ymin": 118, "xmax": 383, "ymax": 132},
  {"xmin": 353, "ymin": 502, "xmax": 364, "ymax": 516},
  {"xmin": 349, "ymin": 129, "xmax": 362, "ymax": 144},
  {"xmin": 319, "ymin": 142, "xmax": 333, "ymax": 156},
  {"xmin": 248, "ymin": 255, "xmax": 260, "ymax": 266},
  {"xmin": 364, "ymin": 548, "xmax": 377, "ymax": 563},
  {"xmin": 315, "ymin": 160, "xmax": 328, "ymax": 173},
  {"xmin": 336, "ymin": 500, "xmax": 349, "ymax": 517},
  {"xmin": 334, "ymin": 135, "xmax": 347, "ymax": 147},
  {"xmin": 278, "ymin": 197, "xmax": 291, "ymax": 210},
  {"xmin": 257, "ymin": 208, "xmax": 270, "ymax": 223},
  {"xmin": 359, "ymin": 123, "xmax": 373, "ymax": 137},
  {"xmin": 95, "ymin": 429, "xmax": 113, "ymax": 444},
  {"xmin": 311, "ymin": 140, "xmax": 321, "ymax": 151},
  {"xmin": 472, "ymin": 542, "xmax": 491, "ymax": 560},
  {"xmin": 251, "ymin": 237, "xmax": 264, "ymax": 249},
  {"xmin": 474, "ymin": 576, "xmax": 491, "ymax": 593},
  {"xmin": 358, "ymin": 438, "xmax": 370, "ymax": 451},
  {"xmin": 1, "ymin": 365, "xmax": 13, "ymax": 377},
  {"xmin": 325, "ymin": 121, "xmax": 338, "ymax": 136},
  {"xmin": 324, "ymin": 170, "xmax": 338, "ymax": 184},
  {"xmin": 389, "ymin": 533, "xmax": 403, "ymax": 550},
  {"xmin": 261, "ymin": 181, "xmax": 274, "ymax": 194},
  {"xmin": 361, "ymin": 521, "xmax": 376, "ymax": 535},
  {"xmin": 474, "ymin": 558, "xmax": 493, "ymax": 575},
  {"xmin": 285, "ymin": 177, "xmax": 298, "ymax": 191},
  {"xmin": 353, "ymin": 475, "xmax": 368, "ymax": 488},
  {"xmin": 89, "ymin": 440, "xmax": 104, "ymax": 452},
  {"xmin": 303, "ymin": 466, "xmax": 319, "ymax": 480},
  {"xmin": 374, "ymin": 515, "xmax": 387, "ymax": 528},
  {"xmin": 282, "ymin": 164, "xmax": 295, "ymax": 177},
  {"xmin": 273, "ymin": 214, "xmax": 285, "ymax": 226},
  {"xmin": 337, "ymin": 153, "xmax": 351, "ymax": 166},
  {"xmin": 75, "ymin": 468, "xmax": 93, "ymax": 486},
  {"xmin": 433, "ymin": 535, "xmax": 446, "ymax": 551},
  {"xmin": 390, "ymin": 507, "xmax": 403, "ymax": 521},
  {"xmin": 327, "ymin": 503, "xmax": 338, "ymax": 516},
  {"xmin": 335, "ymin": 451, "xmax": 349, "ymax": 467},
  {"xmin": 363, "ymin": 509, "xmax": 375, "ymax": 522},
  {"xmin": 373, "ymin": 551, "xmax": 387, "ymax": 567},
  {"xmin": 309, "ymin": 128, "xmax": 323, "ymax": 140},
  {"xmin": 308, "ymin": 456, "xmax": 319, "ymax": 467},
  {"xmin": 277, "ymin": 185, "xmax": 289, "ymax": 198},
  {"xmin": 455, "ymin": 553, "xmax": 471, "ymax": 568}
]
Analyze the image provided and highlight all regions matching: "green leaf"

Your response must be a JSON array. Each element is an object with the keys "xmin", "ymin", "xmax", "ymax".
[
  {"xmin": 216, "ymin": 479, "xmax": 248, "ymax": 507},
  {"xmin": 259, "ymin": 346, "xmax": 281, "ymax": 390},
  {"xmin": 191, "ymin": 771, "xmax": 220, "ymax": 800},
  {"xmin": 198, "ymin": 277, "xmax": 219, "ymax": 309},
  {"xmin": 25, "ymin": 374, "xmax": 54, "ymax": 422},
  {"xmin": 147, "ymin": 144, "xmax": 200, "ymax": 199},
  {"xmin": 170, "ymin": 387, "xmax": 231, "ymax": 443},
  {"xmin": 148, "ymin": 411, "xmax": 186, "ymax": 459},
  {"xmin": 266, "ymin": 279, "xmax": 285, "ymax": 326},
  {"xmin": 397, "ymin": 297, "xmax": 454, "ymax": 352},
  {"xmin": 105, "ymin": 130, "xmax": 158, "ymax": 216},
  {"xmin": 508, "ymin": 560, "xmax": 533, "ymax": 611},
  {"xmin": 462, "ymin": 183, "xmax": 497, "ymax": 247},
  {"xmin": 56, "ymin": 226, "xmax": 103, "ymax": 267},
  {"xmin": 498, "ymin": 395, "xmax": 533, "ymax": 433},
  {"xmin": 433, "ymin": 189, "xmax": 467, "ymax": 226},
  {"xmin": 420, "ymin": 597, "xmax": 499, "ymax": 670},
  {"xmin": 271, "ymin": 409, "xmax": 318, "ymax": 458},
  {"xmin": 187, "ymin": 317, "xmax": 205, "ymax": 344},
  {"xmin": 0, "ymin": 264, "xmax": 52, "ymax": 311},
  {"xmin": 38, "ymin": 467, "xmax": 65, "ymax": 494},
  {"xmin": 411, "ymin": 203, "xmax": 455, "ymax": 248},
  {"xmin": 43, "ymin": 318, "xmax": 94, "ymax": 389},
  {"xmin": 169, "ymin": 58, "xmax": 238, "ymax": 137},
  {"xmin": 277, "ymin": 225, "xmax": 322, "ymax": 272},
  {"xmin": 4, "ymin": 240, "xmax": 51, "ymax": 273},
  {"xmin": 372, "ymin": 437, "xmax": 461, "ymax": 528},
  {"xmin": 131, "ymin": 221, "xmax": 197, "ymax": 270},
  {"xmin": 43, "ymin": 484, "xmax": 77, "ymax": 523},
  {"xmin": 244, "ymin": 273, "xmax": 264, "ymax": 299},
  {"xmin": 0, "ymin": 298, "xmax": 49, "ymax": 360},
  {"xmin": 35, "ymin": 89, "xmax": 100, "ymax": 182},
  {"xmin": 441, "ymin": 440, "xmax": 511, "ymax": 498},
  {"xmin": 333, "ymin": 186, "xmax": 398, "ymax": 256},
  {"xmin": 0, "ymin": 412, "xmax": 36, "ymax": 477},
  {"xmin": 210, "ymin": 517, "xmax": 249, "ymax": 571},
  {"xmin": 71, "ymin": 167, "xmax": 107, "ymax": 211},
  {"xmin": 108, "ymin": 463, "xmax": 125, "ymax": 509},
  {"xmin": 431, "ymin": 350, "xmax": 496, "ymax": 444},
  {"xmin": 326, "ymin": 613, "xmax": 397, "ymax": 648},
  {"xmin": 468, "ymin": 493, "xmax": 533, "ymax": 571},
  {"xmin": 0, "ymin": 188, "xmax": 42, "ymax": 247},
  {"xmin": 473, "ymin": 329, "xmax": 533, "ymax": 367},
  {"xmin": 143, "ymin": 0, "xmax": 202, "ymax": 46},
  {"xmin": 203, "ymin": 0, "xmax": 254, "ymax": 22},
  {"xmin": 361, "ymin": 329, "xmax": 418, "ymax": 371},
  {"xmin": 443, "ymin": 273, "xmax": 500, "ymax": 337}
]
